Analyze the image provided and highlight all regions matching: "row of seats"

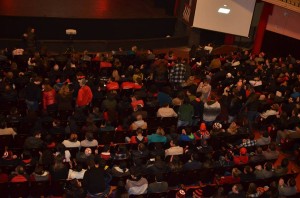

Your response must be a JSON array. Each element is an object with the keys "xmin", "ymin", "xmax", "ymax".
[{"xmin": 1, "ymin": 172, "xmax": 298, "ymax": 198}]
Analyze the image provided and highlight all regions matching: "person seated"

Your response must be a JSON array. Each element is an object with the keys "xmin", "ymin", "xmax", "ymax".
[
  {"xmin": 76, "ymin": 148, "xmax": 95, "ymax": 168},
  {"xmin": 246, "ymin": 183, "xmax": 262, "ymax": 198},
  {"xmin": 240, "ymin": 166, "xmax": 256, "ymax": 182},
  {"xmin": 197, "ymin": 139, "xmax": 213, "ymax": 154},
  {"xmin": 233, "ymin": 147, "xmax": 249, "ymax": 165},
  {"xmin": 68, "ymin": 163, "xmax": 86, "ymax": 180},
  {"xmin": 82, "ymin": 116, "xmax": 99, "ymax": 134},
  {"xmin": 131, "ymin": 114, "xmax": 147, "ymax": 131},
  {"xmin": 204, "ymin": 43, "xmax": 213, "ymax": 54},
  {"xmin": 10, "ymin": 165, "xmax": 29, "ymax": 182},
  {"xmin": 0, "ymin": 120, "xmax": 17, "ymax": 136},
  {"xmin": 228, "ymin": 184, "xmax": 246, "ymax": 198},
  {"xmin": 260, "ymin": 103, "xmax": 280, "ymax": 120},
  {"xmin": 131, "ymin": 143, "xmax": 150, "ymax": 162},
  {"xmin": 80, "ymin": 132, "xmax": 98, "ymax": 148},
  {"xmin": 278, "ymin": 177, "xmax": 297, "ymax": 197},
  {"xmin": 262, "ymin": 143, "xmax": 279, "ymax": 160},
  {"xmin": 156, "ymin": 103, "xmax": 177, "ymax": 118},
  {"xmin": 147, "ymin": 127, "xmax": 167, "ymax": 144},
  {"xmin": 113, "ymin": 145, "xmax": 129, "ymax": 160},
  {"xmin": 254, "ymin": 162, "xmax": 274, "ymax": 179},
  {"xmin": 125, "ymin": 166, "xmax": 148, "ymax": 196},
  {"xmin": 227, "ymin": 122, "xmax": 239, "ymax": 135},
  {"xmin": 238, "ymin": 134, "xmax": 256, "ymax": 148},
  {"xmin": 183, "ymin": 153, "xmax": 202, "ymax": 170},
  {"xmin": 165, "ymin": 139, "xmax": 183, "ymax": 158},
  {"xmin": 65, "ymin": 178, "xmax": 85, "ymax": 198},
  {"xmin": 179, "ymin": 127, "xmax": 195, "ymax": 144},
  {"xmin": 100, "ymin": 145, "xmax": 111, "ymax": 161},
  {"xmin": 249, "ymin": 147, "xmax": 266, "ymax": 163},
  {"xmin": 256, "ymin": 131, "xmax": 271, "ymax": 146},
  {"xmin": 126, "ymin": 127, "xmax": 148, "ymax": 144},
  {"xmin": 215, "ymin": 167, "xmax": 241, "ymax": 185},
  {"xmin": 147, "ymin": 173, "xmax": 168, "ymax": 193},
  {"xmin": 168, "ymin": 155, "xmax": 183, "ymax": 172},
  {"xmin": 62, "ymin": 133, "xmax": 80, "ymax": 148},
  {"xmin": 82, "ymin": 157, "xmax": 111, "ymax": 197},
  {"xmin": 23, "ymin": 131, "xmax": 44, "ymax": 150},
  {"xmin": 194, "ymin": 122, "xmax": 210, "ymax": 140},
  {"xmin": 0, "ymin": 148, "xmax": 21, "ymax": 167},
  {"xmin": 110, "ymin": 160, "xmax": 130, "ymax": 178},
  {"xmin": 274, "ymin": 158, "xmax": 289, "ymax": 177},
  {"xmin": 30, "ymin": 165, "xmax": 50, "ymax": 181},
  {"xmin": 146, "ymin": 155, "xmax": 170, "ymax": 175}
]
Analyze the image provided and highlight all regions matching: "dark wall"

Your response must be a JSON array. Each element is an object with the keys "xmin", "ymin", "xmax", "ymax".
[
  {"xmin": 0, "ymin": 16, "xmax": 177, "ymax": 40},
  {"xmin": 262, "ymin": 31, "xmax": 300, "ymax": 59}
]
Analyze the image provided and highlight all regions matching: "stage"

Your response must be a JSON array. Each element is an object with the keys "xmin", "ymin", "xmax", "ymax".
[{"xmin": 0, "ymin": 0, "xmax": 186, "ymax": 52}]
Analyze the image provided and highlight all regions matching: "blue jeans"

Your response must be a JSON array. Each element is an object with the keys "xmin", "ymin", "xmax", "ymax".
[
  {"xmin": 26, "ymin": 100, "xmax": 39, "ymax": 111},
  {"xmin": 177, "ymin": 120, "xmax": 191, "ymax": 128}
]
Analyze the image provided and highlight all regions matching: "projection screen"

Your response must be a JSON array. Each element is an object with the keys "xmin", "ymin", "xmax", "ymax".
[{"xmin": 193, "ymin": 0, "xmax": 256, "ymax": 37}]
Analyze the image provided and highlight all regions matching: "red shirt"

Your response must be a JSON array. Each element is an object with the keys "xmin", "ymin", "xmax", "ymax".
[
  {"xmin": 43, "ymin": 89, "xmax": 56, "ymax": 109},
  {"xmin": 76, "ymin": 85, "xmax": 93, "ymax": 107},
  {"xmin": 10, "ymin": 175, "xmax": 28, "ymax": 183},
  {"xmin": 233, "ymin": 155, "xmax": 249, "ymax": 165}
]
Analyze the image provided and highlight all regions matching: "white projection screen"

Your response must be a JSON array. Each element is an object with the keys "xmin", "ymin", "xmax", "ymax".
[{"xmin": 193, "ymin": 0, "xmax": 256, "ymax": 37}]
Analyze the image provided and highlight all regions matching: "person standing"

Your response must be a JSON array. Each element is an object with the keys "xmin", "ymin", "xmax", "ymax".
[
  {"xmin": 169, "ymin": 58, "xmax": 186, "ymax": 89},
  {"xmin": 23, "ymin": 27, "xmax": 37, "ymax": 55},
  {"xmin": 25, "ymin": 76, "xmax": 42, "ymax": 111},
  {"xmin": 76, "ymin": 79, "xmax": 93, "ymax": 110}
]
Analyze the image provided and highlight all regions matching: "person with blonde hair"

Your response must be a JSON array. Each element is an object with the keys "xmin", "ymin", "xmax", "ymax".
[{"xmin": 57, "ymin": 83, "xmax": 73, "ymax": 111}]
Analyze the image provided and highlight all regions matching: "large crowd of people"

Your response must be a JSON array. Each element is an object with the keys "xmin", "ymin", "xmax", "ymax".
[{"xmin": 0, "ymin": 43, "xmax": 300, "ymax": 197}]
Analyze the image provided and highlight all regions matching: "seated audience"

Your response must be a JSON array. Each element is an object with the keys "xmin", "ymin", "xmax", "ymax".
[
  {"xmin": 147, "ymin": 173, "xmax": 168, "ymax": 193},
  {"xmin": 125, "ymin": 167, "xmax": 148, "ymax": 196}
]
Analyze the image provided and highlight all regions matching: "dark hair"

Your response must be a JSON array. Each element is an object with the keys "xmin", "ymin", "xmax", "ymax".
[
  {"xmin": 85, "ymin": 132, "xmax": 94, "ymax": 141},
  {"xmin": 288, "ymin": 178, "xmax": 296, "ymax": 187},
  {"xmin": 75, "ymin": 164, "xmax": 83, "ymax": 172},
  {"xmin": 265, "ymin": 162, "xmax": 273, "ymax": 171},
  {"xmin": 138, "ymin": 143, "xmax": 146, "ymax": 152},
  {"xmin": 256, "ymin": 147, "xmax": 263, "ymax": 155},
  {"xmin": 119, "ymin": 161, "xmax": 127, "ymax": 173},
  {"xmin": 269, "ymin": 143, "xmax": 277, "ymax": 151},
  {"xmin": 262, "ymin": 131, "xmax": 269, "ymax": 138},
  {"xmin": 34, "ymin": 165, "xmax": 45, "ymax": 175},
  {"xmin": 247, "ymin": 183, "xmax": 257, "ymax": 195},
  {"xmin": 281, "ymin": 158, "xmax": 289, "ymax": 168},
  {"xmin": 155, "ymin": 173, "xmax": 163, "ymax": 182}
]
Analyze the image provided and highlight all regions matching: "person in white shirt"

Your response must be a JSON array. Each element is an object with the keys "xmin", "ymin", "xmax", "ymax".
[
  {"xmin": 68, "ymin": 164, "xmax": 86, "ymax": 180},
  {"xmin": 62, "ymin": 133, "xmax": 80, "ymax": 148},
  {"xmin": 157, "ymin": 103, "xmax": 177, "ymax": 118},
  {"xmin": 165, "ymin": 139, "xmax": 183, "ymax": 157},
  {"xmin": 80, "ymin": 132, "xmax": 98, "ymax": 148}
]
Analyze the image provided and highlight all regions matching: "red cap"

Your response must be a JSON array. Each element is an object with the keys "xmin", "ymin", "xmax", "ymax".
[
  {"xmin": 200, "ymin": 123, "xmax": 206, "ymax": 131},
  {"xmin": 240, "ymin": 147, "xmax": 247, "ymax": 155}
]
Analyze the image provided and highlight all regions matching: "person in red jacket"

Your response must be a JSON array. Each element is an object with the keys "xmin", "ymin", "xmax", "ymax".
[
  {"xmin": 76, "ymin": 78, "xmax": 93, "ymax": 108},
  {"xmin": 42, "ymin": 81, "xmax": 56, "ymax": 111},
  {"xmin": 233, "ymin": 147, "xmax": 249, "ymax": 165}
]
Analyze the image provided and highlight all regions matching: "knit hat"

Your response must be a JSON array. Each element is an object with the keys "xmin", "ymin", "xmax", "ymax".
[
  {"xmin": 200, "ymin": 123, "xmax": 206, "ymax": 131},
  {"xmin": 240, "ymin": 147, "xmax": 247, "ymax": 155},
  {"xmin": 213, "ymin": 122, "xmax": 222, "ymax": 130},
  {"xmin": 176, "ymin": 190, "xmax": 186, "ymax": 198}
]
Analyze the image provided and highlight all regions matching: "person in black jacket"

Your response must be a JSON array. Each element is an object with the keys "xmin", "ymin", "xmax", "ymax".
[
  {"xmin": 24, "ymin": 76, "xmax": 42, "ymax": 111},
  {"xmin": 82, "ymin": 157, "xmax": 111, "ymax": 197}
]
